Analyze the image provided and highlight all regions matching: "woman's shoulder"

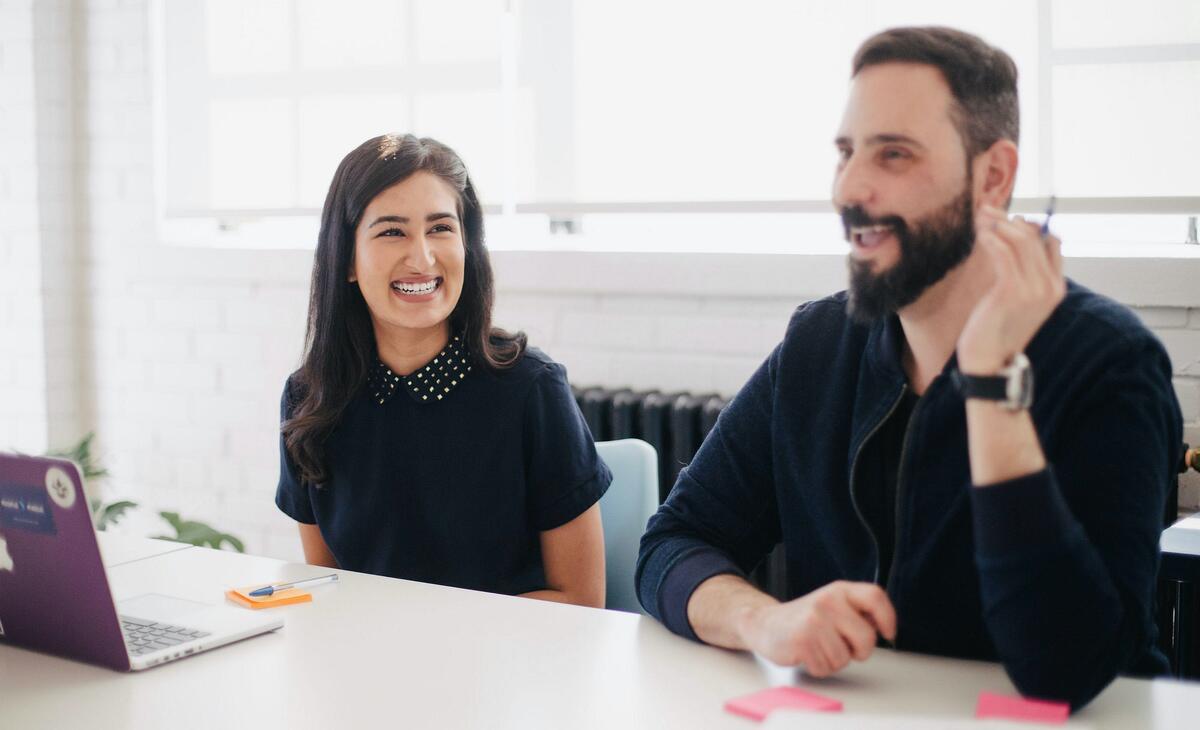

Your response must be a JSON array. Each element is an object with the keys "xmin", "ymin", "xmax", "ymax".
[{"xmin": 482, "ymin": 343, "xmax": 562, "ymax": 383}]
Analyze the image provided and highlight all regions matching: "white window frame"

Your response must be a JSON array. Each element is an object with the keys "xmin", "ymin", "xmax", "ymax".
[{"xmin": 149, "ymin": 0, "xmax": 1200, "ymax": 254}]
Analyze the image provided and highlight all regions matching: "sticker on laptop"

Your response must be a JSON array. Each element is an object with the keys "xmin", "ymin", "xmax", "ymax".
[
  {"xmin": 0, "ymin": 485, "xmax": 57, "ymax": 535},
  {"xmin": 45, "ymin": 466, "xmax": 76, "ymax": 509},
  {"xmin": 0, "ymin": 533, "xmax": 12, "ymax": 573}
]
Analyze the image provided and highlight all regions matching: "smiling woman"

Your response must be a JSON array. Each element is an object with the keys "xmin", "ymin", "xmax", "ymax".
[{"xmin": 275, "ymin": 134, "xmax": 611, "ymax": 609}]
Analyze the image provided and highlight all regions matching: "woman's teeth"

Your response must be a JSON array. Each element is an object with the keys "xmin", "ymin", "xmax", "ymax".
[{"xmin": 391, "ymin": 279, "xmax": 439, "ymax": 295}]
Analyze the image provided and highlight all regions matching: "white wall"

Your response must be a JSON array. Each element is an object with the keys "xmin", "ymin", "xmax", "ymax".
[{"xmin": 3, "ymin": 0, "xmax": 1199, "ymax": 563}]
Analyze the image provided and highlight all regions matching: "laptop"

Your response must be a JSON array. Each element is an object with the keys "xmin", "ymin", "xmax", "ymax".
[{"xmin": 0, "ymin": 452, "xmax": 283, "ymax": 670}]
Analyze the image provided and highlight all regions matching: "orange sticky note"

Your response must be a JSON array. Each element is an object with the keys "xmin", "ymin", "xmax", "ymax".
[
  {"xmin": 976, "ymin": 691, "xmax": 1069, "ymax": 724},
  {"xmin": 225, "ymin": 585, "xmax": 312, "ymax": 609},
  {"xmin": 724, "ymin": 686, "xmax": 843, "ymax": 721}
]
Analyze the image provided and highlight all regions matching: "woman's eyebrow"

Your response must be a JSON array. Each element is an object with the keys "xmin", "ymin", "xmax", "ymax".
[{"xmin": 368, "ymin": 215, "xmax": 408, "ymax": 228}]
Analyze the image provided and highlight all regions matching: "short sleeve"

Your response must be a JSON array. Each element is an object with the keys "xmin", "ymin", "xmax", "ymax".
[
  {"xmin": 275, "ymin": 379, "xmax": 317, "ymax": 524},
  {"xmin": 523, "ymin": 362, "xmax": 611, "ymax": 531}
]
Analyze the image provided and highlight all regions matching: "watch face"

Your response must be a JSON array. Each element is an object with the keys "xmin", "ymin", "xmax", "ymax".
[{"xmin": 1005, "ymin": 352, "xmax": 1034, "ymax": 410}]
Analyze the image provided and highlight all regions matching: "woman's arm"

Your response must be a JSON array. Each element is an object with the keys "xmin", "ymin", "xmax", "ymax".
[
  {"xmin": 521, "ymin": 504, "xmax": 605, "ymax": 608},
  {"xmin": 297, "ymin": 523, "xmax": 339, "ymax": 568}
]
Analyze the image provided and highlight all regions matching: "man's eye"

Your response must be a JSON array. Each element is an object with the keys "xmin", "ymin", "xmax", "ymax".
[{"xmin": 882, "ymin": 148, "xmax": 910, "ymax": 161}]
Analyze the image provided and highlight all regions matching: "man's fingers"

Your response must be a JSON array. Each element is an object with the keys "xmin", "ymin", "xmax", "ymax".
[
  {"xmin": 842, "ymin": 583, "xmax": 897, "ymax": 641},
  {"xmin": 833, "ymin": 607, "xmax": 879, "ymax": 661},
  {"xmin": 988, "ymin": 217, "xmax": 1047, "ymax": 282},
  {"xmin": 1046, "ymin": 233, "xmax": 1064, "ymax": 279},
  {"xmin": 979, "ymin": 230, "xmax": 1022, "ymax": 291},
  {"xmin": 816, "ymin": 622, "xmax": 852, "ymax": 673},
  {"xmin": 800, "ymin": 638, "xmax": 832, "ymax": 677}
]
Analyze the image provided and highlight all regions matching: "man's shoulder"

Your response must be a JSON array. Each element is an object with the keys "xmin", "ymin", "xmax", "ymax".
[
  {"xmin": 1054, "ymin": 280, "xmax": 1159, "ymax": 353},
  {"xmin": 779, "ymin": 291, "xmax": 872, "ymax": 353},
  {"xmin": 783, "ymin": 290, "xmax": 854, "ymax": 336}
]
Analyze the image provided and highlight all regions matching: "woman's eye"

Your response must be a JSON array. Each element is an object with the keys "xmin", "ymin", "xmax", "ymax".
[
  {"xmin": 379, "ymin": 228, "xmax": 405, "ymax": 237},
  {"xmin": 429, "ymin": 223, "xmax": 455, "ymax": 235}
]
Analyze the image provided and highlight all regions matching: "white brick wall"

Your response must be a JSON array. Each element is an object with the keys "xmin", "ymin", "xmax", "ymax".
[{"xmin": 3, "ymin": 0, "xmax": 1197, "ymax": 565}]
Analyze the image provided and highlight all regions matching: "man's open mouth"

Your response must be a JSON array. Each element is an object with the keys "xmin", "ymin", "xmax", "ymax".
[{"xmin": 849, "ymin": 225, "xmax": 895, "ymax": 248}]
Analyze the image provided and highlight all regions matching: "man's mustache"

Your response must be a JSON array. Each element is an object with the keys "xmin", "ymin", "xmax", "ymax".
[{"xmin": 840, "ymin": 206, "xmax": 908, "ymax": 240}]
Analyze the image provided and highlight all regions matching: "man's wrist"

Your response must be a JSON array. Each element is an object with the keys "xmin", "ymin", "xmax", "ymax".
[{"xmin": 957, "ymin": 352, "xmax": 1010, "ymax": 376}]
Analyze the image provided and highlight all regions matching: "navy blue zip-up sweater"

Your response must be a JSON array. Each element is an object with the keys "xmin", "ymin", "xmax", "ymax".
[{"xmin": 636, "ymin": 281, "xmax": 1181, "ymax": 710}]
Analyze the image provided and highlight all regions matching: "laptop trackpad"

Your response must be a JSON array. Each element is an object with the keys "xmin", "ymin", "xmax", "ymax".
[{"xmin": 117, "ymin": 593, "xmax": 213, "ymax": 624}]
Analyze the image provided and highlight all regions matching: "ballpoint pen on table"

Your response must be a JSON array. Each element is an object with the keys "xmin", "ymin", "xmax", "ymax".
[{"xmin": 249, "ymin": 573, "xmax": 339, "ymax": 597}]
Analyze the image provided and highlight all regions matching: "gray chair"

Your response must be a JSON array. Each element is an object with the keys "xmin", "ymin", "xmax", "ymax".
[{"xmin": 595, "ymin": 438, "xmax": 659, "ymax": 614}]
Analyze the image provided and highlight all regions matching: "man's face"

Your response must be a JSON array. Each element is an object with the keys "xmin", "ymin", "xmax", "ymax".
[{"xmin": 832, "ymin": 62, "xmax": 977, "ymax": 322}]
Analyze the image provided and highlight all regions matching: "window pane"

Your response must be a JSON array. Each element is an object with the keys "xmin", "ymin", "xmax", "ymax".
[
  {"xmin": 413, "ymin": 90, "xmax": 506, "ymax": 203},
  {"xmin": 414, "ymin": 0, "xmax": 503, "ymax": 64},
  {"xmin": 1053, "ymin": 0, "xmax": 1200, "ymax": 48},
  {"xmin": 297, "ymin": 0, "xmax": 407, "ymax": 70},
  {"xmin": 1052, "ymin": 61, "xmax": 1200, "ymax": 196},
  {"xmin": 205, "ymin": 0, "xmax": 291, "ymax": 75},
  {"xmin": 297, "ymin": 96, "xmax": 411, "ymax": 207},
  {"xmin": 208, "ymin": 99, "xmax": 296, "ymax": 208},
  {"xmin": 566, "ymin": 1, "xmax": 866, "ymax": 203}
]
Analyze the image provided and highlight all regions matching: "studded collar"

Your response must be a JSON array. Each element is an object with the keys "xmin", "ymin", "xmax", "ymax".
[{"xmin": 368, "ymin": 335, "xmax": 473, "ymax": 405}]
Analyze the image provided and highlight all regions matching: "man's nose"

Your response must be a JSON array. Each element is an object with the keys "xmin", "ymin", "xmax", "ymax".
[{"xmin": 832, "ymin": 153, "xmax": 874, "ymax": 212}]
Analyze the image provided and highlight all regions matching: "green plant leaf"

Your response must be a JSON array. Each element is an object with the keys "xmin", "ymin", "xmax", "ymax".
[
  {"xmin": 95, "ymin": 500, "xmax": 138, "ymax": 532},
  {"xmin": 46, "ymin": 431, "xmax": 109, "ymax": 482},
  {"xmin": 154, "ymin": 511, "xmax": 245, "ymax": 553}
]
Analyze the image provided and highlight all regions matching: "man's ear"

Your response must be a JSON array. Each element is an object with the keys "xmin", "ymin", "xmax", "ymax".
[{"xmin": 974, "ymin": 139, "xmax": 1018, "ymax": 209}]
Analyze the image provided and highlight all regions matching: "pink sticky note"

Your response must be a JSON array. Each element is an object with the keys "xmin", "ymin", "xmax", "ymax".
[
  {"xmin": 724, "ymin": 686, "xmax": 843, "ymax": 722},
  {"xmin": 976, "ymin": 691, "xmax": 1069, "ymax": 724}
]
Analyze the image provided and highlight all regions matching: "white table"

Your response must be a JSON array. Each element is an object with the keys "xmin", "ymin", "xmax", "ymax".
[
  {"xmin": 96, "ymin": 532, "xmax": 193, "ymax": 568},
  {"xmin": 2, "ymin": 536, "xmax": 1198, "ymax": 729}
]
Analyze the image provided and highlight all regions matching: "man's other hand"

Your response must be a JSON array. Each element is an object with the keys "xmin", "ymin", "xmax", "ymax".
[{"xmin": 735, "ymin": 580, "xmax": 897, "ymax": 677}]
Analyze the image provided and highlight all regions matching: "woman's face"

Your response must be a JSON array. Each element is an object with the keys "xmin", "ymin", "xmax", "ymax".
[{"xmin": 350, "ymin": 171, "xmax": 466, "ymax": 345}]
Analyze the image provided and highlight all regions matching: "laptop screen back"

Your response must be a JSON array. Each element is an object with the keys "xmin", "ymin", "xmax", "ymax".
[{"xmin": 0, "ymin": 452, "xmax": 129, "ymax": 670}]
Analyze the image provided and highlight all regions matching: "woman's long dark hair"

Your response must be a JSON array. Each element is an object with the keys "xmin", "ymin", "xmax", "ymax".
[{"xmin": 284, "ymin": 134, "xmax": 525, "ymax": 486}]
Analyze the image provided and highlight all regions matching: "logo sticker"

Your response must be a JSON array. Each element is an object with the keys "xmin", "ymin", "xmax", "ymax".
[
  {"xmin": 45, "ymin": 467, "xmax": 76, "ymax": 509},
  {"xmin": 0, "ymin": 486, "xmax": 57, "ymax": 535}
]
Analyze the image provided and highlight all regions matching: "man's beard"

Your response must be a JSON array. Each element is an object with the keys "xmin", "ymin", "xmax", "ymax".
[{"xmin": 843, "ymin": 186, "xmax": 976, "ymax": 324}]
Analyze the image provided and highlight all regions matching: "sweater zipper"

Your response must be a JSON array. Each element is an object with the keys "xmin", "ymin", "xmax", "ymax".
[
  {"xmin": 884, "ymin": 393, "xmax": 925, "ymax": 605},
  {"xmin": 847, "ymin": 384, "xmax": 909, "ymax": 589}
]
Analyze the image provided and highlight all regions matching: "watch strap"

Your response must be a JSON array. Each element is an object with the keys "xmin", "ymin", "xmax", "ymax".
[{"xmin": 951, "ymin": 370, "xmax": 1009, "ymax": 401}]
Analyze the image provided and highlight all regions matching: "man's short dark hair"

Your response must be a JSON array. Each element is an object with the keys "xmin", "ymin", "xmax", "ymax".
[{"xmin": 852, "ymin": 26, "xmax": 1019, "ymax": 159}]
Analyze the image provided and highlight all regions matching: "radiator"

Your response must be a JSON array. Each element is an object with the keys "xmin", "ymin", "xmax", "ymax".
[{"xmin": 572, "ymin": 386, "xmax": 728, "ymax": 502}]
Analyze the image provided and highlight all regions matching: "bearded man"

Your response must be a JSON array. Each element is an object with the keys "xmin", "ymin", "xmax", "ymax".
[{"xmin": 636, "ymin": 26, "xmax": 1183, "ymax": 711}]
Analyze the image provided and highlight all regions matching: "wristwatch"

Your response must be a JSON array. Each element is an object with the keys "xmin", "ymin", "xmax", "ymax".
[{"xmin": 952, "ymin": 352, "xmax": 1034, "ymax": 411}]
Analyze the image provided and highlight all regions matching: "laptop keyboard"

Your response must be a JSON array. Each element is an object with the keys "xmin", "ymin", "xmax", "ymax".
[{"xmin": 120, "ymin": 615, "xmax": 211, "ymax": 657}]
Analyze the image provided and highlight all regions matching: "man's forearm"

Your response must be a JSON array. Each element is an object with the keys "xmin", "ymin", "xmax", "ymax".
[
  {"xmin": 965, "ymin": 400, "xmax": 1045, "ymax": 486},
  {"xmin": 686, "ymin": 573, "xmax": 779, "ymax": 649}
]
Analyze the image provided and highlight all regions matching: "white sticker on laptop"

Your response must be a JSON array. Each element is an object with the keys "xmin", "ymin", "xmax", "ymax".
[
  {"xmin": 0, "ymin": 534, "xmax": 12, "ymax": 573},
  {"xmin": 45, "ymin": 467, "xmax": 76, "ymax": 509}
]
